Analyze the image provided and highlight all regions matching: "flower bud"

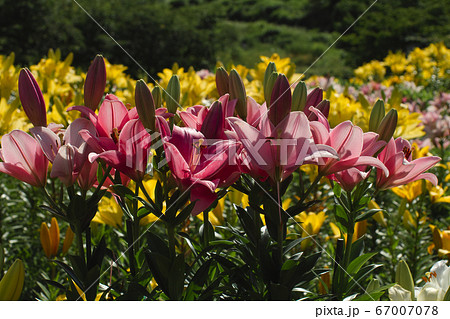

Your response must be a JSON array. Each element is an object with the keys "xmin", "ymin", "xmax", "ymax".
[
  {"xmin": 18, "ymin": 68, "xmax": 47, "ymax": 127},
  {"xmin": 377, "ymin": 109, "xmax": 398, "ymax": 142},
  {"xmin": 163, "ymin": 75, "xmax": 181, "ymax": 114},
  {"xmin": 263, "ymin": 62, "xmax": 277, "ymax": 94},
  {"xmin": 369, "ymin": 100, "xmax": 385, "ymax": 132},
  {"xmin": 268, "ymin": 74, "xmax": 291, "ymax": 126},
  {"xmin": 0, "ymin": 259, "xmax": 25, "ymax": 301},
  {"xmin": 306, "ymin": 87, "xmax": 323, "ymax": 108},
  {"xmin": 201, "ymin": 101, "xmax": 223, "ymax": 139},
  {"xmin": 395, "ymin": 260, "xmax": 415, "ymax": 300},
  {"xmin": 135, "ymin": 80, "xmax": 156, "ymax": 132},
  {"xmin": 229, "ymin": 69, "xmax": 247, "ymax": 120},
  {"xmin": 264, "ymin": 71, "xmax": 278, "ymax": 107},
  {"xmin": 152, "ymin": 86, "xmax": 162, "ymax": 109},
  {"xmin": 62, "ymin": 226, "xmax": 75, "ymax": 255},
  {"xmin": 291, "ymin": 81, "xmax": 307, "ymax": 111},
  {"xmin": 215, "ymin": 67, "xmax": 229, "ymax": 96},
  {"xmin": 84, "ymin": 55, "xmax": 106, "ymax": 111}
]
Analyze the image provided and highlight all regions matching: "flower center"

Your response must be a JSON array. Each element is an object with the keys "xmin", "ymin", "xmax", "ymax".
[{"xmin": 402, "ymin": 146, "xmax": 413, "ymax": 160}]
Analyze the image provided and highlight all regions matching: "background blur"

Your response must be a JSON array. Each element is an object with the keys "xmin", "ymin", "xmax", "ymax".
[{"xmin": 0, "ymin": 0, "xmax": 449, "ymax": 80}]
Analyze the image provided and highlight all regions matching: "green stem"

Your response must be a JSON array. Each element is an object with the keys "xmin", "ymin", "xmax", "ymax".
[
  {"xmin": 300, "ymin": 174, "xmax": 322, "ymax": 205},
  {"xmin": 168, "ymin": 224, "xmax": 176, "ymax": 260},
  {"xmin": 203, "ymin": 210, "xmax": 210, "ymax": 247},
  {"xmin": 76, "ymin": 230, "xmax": 85, "ymax": 268},
  {"xmin": 41, "ymin": 187, "xmax": 61, "ymax": 211},
  {"xmin": 91, "ymin": 166, "xmax": 113, "ymax": 199},
  {"xmin": 276, "ymin": 181, "xmax": 283, "ymax": 271}
]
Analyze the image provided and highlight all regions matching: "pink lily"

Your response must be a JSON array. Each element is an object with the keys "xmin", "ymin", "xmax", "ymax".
[
  {"xmin": 159, "ymin": 119, "xmax": 240, "ymax": 215},
  {"xmin": 331, "ymin": 168, "xmax": 370, "ymax": 192},
  {"xmin": 0, "ymin": 130, "xmax": 48, "ymax": 187},
  {"xmin": 229, "ymin": 112, "xmax": 336, "ymax": 183},
  {"xmin": 376, "ymin": 137, "xmax": 441, "ymax": 189},
  {"xmin": 310, "ymin": 120, "xmax": 389, "ymax": 177},
  {"xmin": 68, "ymin": 94, "xmax": 139, "ymax": 150},
  {"xmin": 89, "ymin": 119, "xmax": 152, "ymax": 181},
  {"xmin": 31, "ymin": 118, "xmax": 97, "ymax": 186},
  {"xmin": 18, "ymin": 68, "xmax": 47, "ymax": 127},
  {"xmin": 229, "ymin": 75, "xmax": 337, "ymax": 183}
]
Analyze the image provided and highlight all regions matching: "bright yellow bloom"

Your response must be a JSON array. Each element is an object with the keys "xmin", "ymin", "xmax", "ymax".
[
  {"xmin": 93, "ymin": 195, "xmax": 124, "ymax": 228},
  {"xmin": 295, "ymin": 211, "xmax": 327, "ymax": 249},
  {"xmin": 427, "ymin": 184, "xmax": 450, "ymax": 204},
  {"xmin": 196, "ymin": 197, "xmax": 225, "ymax": 226},
  {"xmin": 428, "ymin": 226, "xmax": 450, "ymax": 258},
  {"xmin": 391, "ymin": 181, "xmax": 423, "ymax": 202},
  {"xmin": 369, "ymin": 200, "xmax": 387, "ymax": 227},
  {"xmin": 329, "ymin": 220, "xmax": 367, "ymax": 244}
]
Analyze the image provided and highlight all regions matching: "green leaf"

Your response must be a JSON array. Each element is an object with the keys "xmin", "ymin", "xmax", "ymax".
[
  {"xmin": 355, "ymin": 209, "xmax": 382, "ymax": 223},
  {"xmin": 53, "ymin": 260, "xmax": 84, "ymax": 290},
  {"xmin": 333, "ymin": 183, "xmax": 342, "ymax": 198},
  {"xmin": 334, "ymin": 204, "xmax": 349, "ymax": 234},
  {"xmin": 347, "ymin": 252, "xmax": 377, "ymax": 275}
]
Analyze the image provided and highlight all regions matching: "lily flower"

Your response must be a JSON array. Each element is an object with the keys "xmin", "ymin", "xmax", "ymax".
[
  {"xmin": 31, "ymin": 118, "xmax": 97, "ymax": 186},
  {"xmin": 89, "ymin": 118, "xmax": 152, "ymax": 181},
  {"xmin": 417, "ymin": 261, "xmax": 450, "ymax": 301},
  {"xmin": 0, "ymin": 259, "xmax": 25, "ymax": 301},
  {"xmin": 376, "ymin": 137, "xmax": 441, "ymax": 189},
  {"xmin": 159, "ymin": 119, "xmax": 240, "ymax": 215},
  {"xmin": 0, "ymin": 130, "xmax": 48, "ymax": 187},
  {"xmin": 229, "ymin": 75, "xmax": 337, "ymax": 183},
  {"xmin": 309, "ymin": 119, "xmax": 389, "ymax": 177}
]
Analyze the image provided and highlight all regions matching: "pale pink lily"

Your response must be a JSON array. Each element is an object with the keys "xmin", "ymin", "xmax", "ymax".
[
  {"xmin": 0, "ymin": 130, "xmax": 48, "ymax": 187},
  {"xmin": 331, "ymin": 168, "xmax": 371, "ymax": 192},
  {"xmin": 310, "ymin": 120, "xmax": 389, "ymax": 177},
  {"xmin": 30, "ymin": 118, "xmax": 97, "ymax": 187},
  {"xmin": 158, "ymin": 118, "xmax": 240, "ymax": 215},
  {"xmin": 376, "ymin": 137, "xmax": 441, "ymax": 189}
]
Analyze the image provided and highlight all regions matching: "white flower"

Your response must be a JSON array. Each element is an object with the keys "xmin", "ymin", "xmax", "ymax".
[{"xmin": 417, "ymin": 260, "xmax": 450, "ymax": 301}]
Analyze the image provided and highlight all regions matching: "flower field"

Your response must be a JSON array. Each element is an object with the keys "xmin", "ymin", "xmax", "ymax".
[{"xmin": 0, "ymin": 43, "xmax": 449, "ymax": 301}]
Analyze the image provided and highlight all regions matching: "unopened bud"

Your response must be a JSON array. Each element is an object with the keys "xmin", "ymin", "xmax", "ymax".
[
  {"xmin": 229, "ymin": 69, "xmax": 247, "ymax": 120},
  {"xmin": 135, "ymin": 80, "xmax": 156, "ymax": 132},
  {"xmin": 163, "ymin": 75, "xmax": 181, "ymax": 114},
  {"xmin": 377, "ymin": 109, "xmax": 398, "ymax": 142},
  {"xmin": 201, "ymin": 101, "xmax": 223, "ymax": 139},
  {"xmin": 152, "ymin": 86, "xmax": 162, "ymax": 109},
  {"xmin": 369, "ymin": 100, "xmax": 385, "ymax": 132},
  {"xmin": 395, "ymin": 260, "xmax": 415, "ymax": 300},
  {"xmin": 268, "ymin": 74, "xmax": 291, "ymax": 126},
  {"xmin": 306, "ymin": 87, "xmax": 323, "ymax": 108},
  {"xmin": 263, "ymin": 62, "xmax": 277, "ymax": 93},
  {"xmin": 291, "ymin": 81, "xmax": 307, "ymax": 111},
  {"xmin": 215, "ymin": 67, "xmax": 229, "ymax": 96},
  {"xmin": 264, "ymin": 71, "xmax": 278, "ymax": 107},
  {"xmin": 84, "ymin": 55, "xmax": 106, "ymax": 111},
  {"xmin": 18, "ymin": 68, "xmax": 47, "ymax": 126}
]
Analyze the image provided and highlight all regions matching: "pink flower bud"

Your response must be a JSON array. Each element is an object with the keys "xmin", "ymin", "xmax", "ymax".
[
  {"xmin": 18, "ymin": 68, "xmax": 47, "ymax": 127},
  {"xmin": 84, "ymin": 55, "xmax": 106, "ymax": 111}
]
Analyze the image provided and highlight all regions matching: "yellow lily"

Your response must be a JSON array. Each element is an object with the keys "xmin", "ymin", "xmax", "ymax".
[
  {"xmin": 330, "ymin": 220, "xmax": 367, "ymax": 244},
  {"xmin": 295, "ymin": 211, "xmax": 327, "ymax": 249},
  {"xmin": 428, "ymin": 226, "xmax": 450, "ymax": 258},
  {"xmin": 391, "ymin": 180, "xmax": 423, "ymax": 202},
  {"xmin": 427, "ymin": 184, "xmax": 450, "ymax": 204}
]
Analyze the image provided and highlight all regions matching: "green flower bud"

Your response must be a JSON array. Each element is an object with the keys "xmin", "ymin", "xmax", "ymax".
[
  {"xmin": 263, "ymin": 62, "xmax": 277, "ymax": 93},
  {"xmin": 229, "ymin": 69, "xmax": 247, "ymax": 120},
  {"xmin": 264, "ymin": 71, "xmax": 278, "ymax": 108},
  {"xmin": 291, "ymin": 81, "xmax": 307, "ymax": 111},
  {"xmin": 395, "ymin": 260, "xmax": 415, "ymax": 300},
  {"xmin": 152, "ymin": 86, "xmax": 162, "ymax": 109},
  {"xmin": 369, "ymin": 100, "xmax": 386, "ymax": 132},
  {"xmin": 377, "ymin": 108, "xmax": 398, "ymax": 142},
  {"xmin": 135, "ymin": 80, "xmax": 156, "ymax": 132},
  {"xmin": 164, "ymin": 75, "xmax": 181, "ymax": 114}
]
